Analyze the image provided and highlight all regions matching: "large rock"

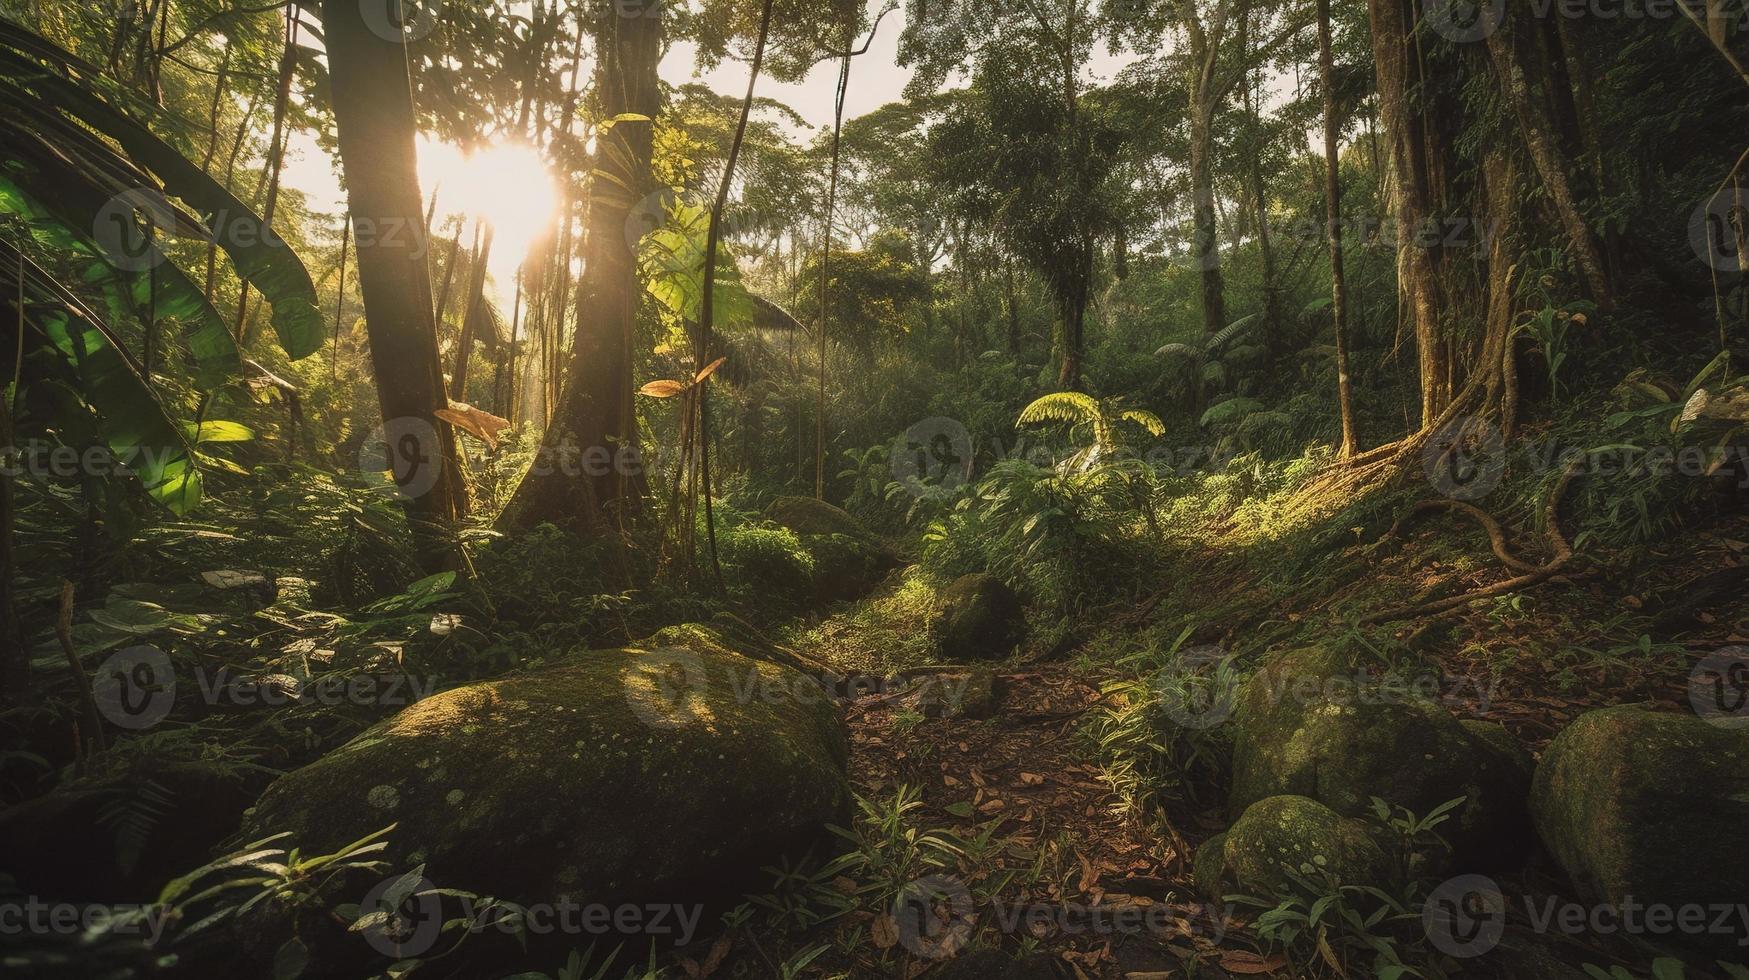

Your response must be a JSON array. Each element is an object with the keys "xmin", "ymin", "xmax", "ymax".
[
  {"xmin": 929, "ymin": 574, "xmax": 1026, "ymax": 661},
  {"xmin": 763, "ymin": 497, "xmax": 897, "ymax": 603},
  {"xmin": 1532, "ymin": 706, "xmax": 1749, "ymax": 955},
  {"xmin": 1194, "ymin": 795, "xmax": 1391, "ymax": 898},
  {"xmin": 239, "ymin": 642, "xmax": 850, "ymax": 908},
  {"xmin": 765, "ymin": 496, "xmax": 875, "ymax": 540},
  {"xmin": 1229, "ymin": 647, "xmax": 1532, "ymax": 870}
]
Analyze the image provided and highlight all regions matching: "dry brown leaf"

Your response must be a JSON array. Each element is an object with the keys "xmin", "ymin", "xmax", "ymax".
[
  {"xmin": 639, "ymin": 379, "xmax": 689, "ymax": 399},
  {"xmin": 871, "ymin": 913, "xmax": 898, "ymax": 950},
  {"xmin": 434, "ymin": 403, "xmax": 511, "ymax": 449},
  {"xmin": 1220, "ymin": 950, "xmax": 1289, "ymax": 974}
]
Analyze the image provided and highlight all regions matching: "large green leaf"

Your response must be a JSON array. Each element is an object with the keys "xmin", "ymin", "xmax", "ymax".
[
  {"xmin": 0, "ymin": 165, "xmax": 240, "ymax": 388},
  {"xmin": 5, "ymin": 244, "xmax": 202, "ymax": 514},
  {"xmin": 0, "ymin": 21, "xmax": 324, "ymax": 359}
]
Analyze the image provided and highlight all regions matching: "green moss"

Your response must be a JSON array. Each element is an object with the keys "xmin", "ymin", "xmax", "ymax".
[
  {"xmin": 1531, "ymin": 706, "xmax": 1749, "ymax": 955},
  {"xmin": 929, "ymin": 573, "xmax": 1025, "ymax": 661},
  {"xmin": 765, "ymin": 496, "xmax": 876, "ymax": 540},
  {"xmin": 1229, "ymin": 646, "xmax": 1532, "ymax": 870},
  {"xmin": 241, "ymin": 643, "xmax": 850, "ymax": 907},
  {"xmin": 1217, "ymin": 795, "xmax": 1391, "ymax": 897},
  {"xmin": 1193, "ymin": 832, "xmax": 1230, "ymax": 897}
]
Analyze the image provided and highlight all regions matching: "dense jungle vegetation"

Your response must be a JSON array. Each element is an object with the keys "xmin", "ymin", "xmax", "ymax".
[{"xmin": 1, "ymin": 0, "xmax": 1748, "ymax": 978}]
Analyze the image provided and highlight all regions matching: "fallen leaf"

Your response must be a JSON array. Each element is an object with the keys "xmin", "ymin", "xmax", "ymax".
[
  {"xmin": 871, "ymin": 914, "xmax": 898, "ymax": 950},
  {"xmin": 1220, "ymin": 950, "xmax": 1288, "ymax": 974}
]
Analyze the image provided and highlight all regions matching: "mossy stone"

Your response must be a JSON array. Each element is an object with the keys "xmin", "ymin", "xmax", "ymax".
[
  {"xmin": 804, "ymin": 533, "xmax": 899, "ymax": 604},
  {"xmin": 765, "ymin": 496, "xmax": 875, "ymax": 540},
  {"xmin": 1229, "ymin": 647, "xmax": 1531, "ymax": 870},
  {"xmin": 239, "ymin": 643, "xmax": 850, "ymax": 908},
  {"xmin": 929, "ymin": 573, "xmax": 1025, "ymax": 661},
  {"xmin": 1192, "ymin": 832, "xmax": 1230, "ymax": 898},
  {"xmin": 1531, "ymin": 706, "xmax": 1749, "ymax": 956},
  {"xmin": 1215, "ymin": 795, "xmax": 1391, "ymax": 896}
]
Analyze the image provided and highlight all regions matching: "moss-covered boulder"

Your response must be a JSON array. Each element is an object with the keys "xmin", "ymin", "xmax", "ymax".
[
  {"xmin": 1195, "ymin": 795, "xmax": 1390, "ymax": 898},
  {"xmin": 805, "ymin": 533, "xmax": 899, "ymax": 604},
  {"xmin": 929, "ymin": 574, "xmax": 1026, "ymax": 661},
  {"xmin": 762, "ymin": 497, "xmax": 898, "ymax": 603},
  {"xmin": 1230, "ymin": 647, "xmax": 1531, "ymax": 870},
  {"xmin": 1531, "ymin": 706, "xmax": 1749, "ymax": 956},
  {"xmin": 765, "ymin": 496, "xmax": 874, "ymax": 540},
  {"xmin": 239, "ymin": 643, "xmax": 850, "ymax": 908}
]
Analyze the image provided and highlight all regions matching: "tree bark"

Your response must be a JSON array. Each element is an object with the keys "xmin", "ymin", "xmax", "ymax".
[
  {"xmin": 1366, "ymin": 0, "xmax": 1451, "ymax": 426},
  {"xmin": 320, "ymin": 0, "xmax": 466, "ymax": 570},
  {"xmin": 450, "ymin": 226, "xmax": 495, "ymax": 403},
  {"xmin": 1188, "ymin": 99, "xmax": 1227, "ymax": 334},
  {"xmin": 499, "ymin": 0, "xmax": 660, "ymax": 533},
  {"xmin": 1317, "ymin": 0, "xmax": 1358, "ymax": 458},
  {"xmin": 1484, "ymin": 13, "xmax": 1613, "ymax": 311}
]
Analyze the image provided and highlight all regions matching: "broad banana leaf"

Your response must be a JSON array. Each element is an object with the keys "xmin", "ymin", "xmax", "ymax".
[
  {"xmin": 4, "ymin": 244, "xmax": 202, "ymax": 514},
  {"xmin": 0, "ymin": 20, "xmax": 324, "ymax": 359}
]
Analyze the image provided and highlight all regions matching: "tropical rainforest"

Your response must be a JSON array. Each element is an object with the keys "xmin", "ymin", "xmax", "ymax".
[{"xmin": 1, "ymin": 0, "xmax": 1748, "ymax": 978}]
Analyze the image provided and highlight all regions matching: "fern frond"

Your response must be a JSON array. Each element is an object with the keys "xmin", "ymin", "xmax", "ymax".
[
  {"xmin": 1206, "ymin": 312, "xmax": 1261, "ymax": 355},
  {"xmin": 1199, "ymin": 397, "xmax": 1265, "ymax": 427},
  {"xmin": 1119, "ymin": 409, "xmax": 1166, "ymax": 437},
  {"xmin": 1016, "ymin": 391, "xmax": 1100, "ymax": 429}
]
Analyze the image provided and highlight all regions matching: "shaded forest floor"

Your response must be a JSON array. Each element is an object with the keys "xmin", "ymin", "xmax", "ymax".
[{"xmin": 722, "ymin": 499, "xmax": 1749, "ymax": 979}]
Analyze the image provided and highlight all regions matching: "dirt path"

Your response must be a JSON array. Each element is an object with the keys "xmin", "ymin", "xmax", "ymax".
[{"xmin": 840, "ymin": 664, "xmax": 1267, "ymax": 979}]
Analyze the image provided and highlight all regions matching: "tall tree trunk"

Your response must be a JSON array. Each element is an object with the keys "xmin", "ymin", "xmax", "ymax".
[
  {"xmin": 450, "ymin": 226, "xmax": 496, "ymax": 402},
  {"xmin": 1484, "ymin": 12, "xmax": 1613, "ymax": 310},
  {"xmin": 817, "ymin": 46, "xmax": 852, "ymax": 500},
  {"xmin": 1367, "ymin": 0, "xmax": 1451, "ymax": 426},
  {"xmin": 1317, "ymin": 0, "xmax": 1357, "ymax": 457},
  {"xmin": 1188, "ymin": 98, "xmax": 1227, "ymax": 333},
  {"xmin": 500, "ymin": 0, "xmax": 660, "ymax": 533},
  {"xmin": 319, "ymin": 0, "xmax": 466, "ymax": 571}
]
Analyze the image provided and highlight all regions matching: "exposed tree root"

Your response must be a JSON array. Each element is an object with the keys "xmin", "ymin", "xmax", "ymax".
[
  {"xmin": 1375, "ymin": 500, "xmax": 1541, "ymax": 574},
  {"xmin": 1361, "ymin": 457, "xmax": 1582, "ymax": 624}
]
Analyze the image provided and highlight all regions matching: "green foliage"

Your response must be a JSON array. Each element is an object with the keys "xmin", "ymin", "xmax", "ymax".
[{"xmin": 1082, "ymin": 624, "xmax": 1234, "ymax": 816}]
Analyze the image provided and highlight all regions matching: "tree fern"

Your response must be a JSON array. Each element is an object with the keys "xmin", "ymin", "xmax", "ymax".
[{"xmin": 1017, "ymin": 393, "xmax": 1164, "ymax": 470}]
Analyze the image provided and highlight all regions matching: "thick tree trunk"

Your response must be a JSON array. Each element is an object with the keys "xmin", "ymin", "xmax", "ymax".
[
  {"xmin": 319, "ymin": 0, "xmax": 465, "ymax": 570},
  {"xmin": 1367, "ymin": 0, "xmax": 1451, "ymax": 426},
  {"xmin": 1317, "ymin": 0, "xmax": 1358, "ymax": 458},
  {"xmin": 1485, "ymin": 13, "xmax": 1613, "ymax": 310},
  {"xmin": 1188, "ymin": 101, "xmax": 1227, "ymax": 333},
  {"xmin": 499, "ymin": 0, "xmax": 659, "ymax": 533}
]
